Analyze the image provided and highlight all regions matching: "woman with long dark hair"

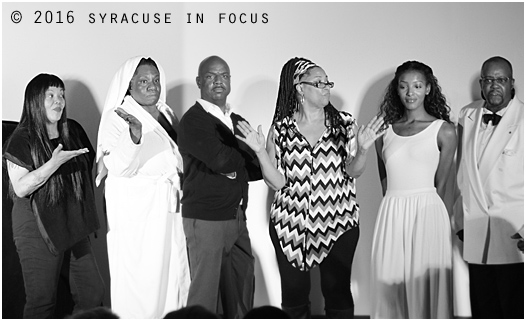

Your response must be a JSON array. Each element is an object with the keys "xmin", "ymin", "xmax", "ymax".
[
  {"xmin": 371, "ymin": 61, "xmax": 456, "ymax": 318},
  {"xmin": 236, "ymin": 57, "xmax": 384, "ymax": 318},
  {"xmin": 3, "ymin": 73, "xmax": 104, "ymax": 318}
]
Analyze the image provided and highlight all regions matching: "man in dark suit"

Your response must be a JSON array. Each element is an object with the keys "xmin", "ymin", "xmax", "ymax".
[{"xmin": 178, "ymin": 56, "xmax": 262, "ymax": 318}]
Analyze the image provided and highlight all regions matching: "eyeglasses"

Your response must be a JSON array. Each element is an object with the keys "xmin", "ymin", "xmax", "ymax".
[
  {"xmin": 299, "ymin": 81, "xmax": 334, "ymax": 89},
  {"xmin": 480, "ymin": 77, "xmax": 510, "ymax": 85}
]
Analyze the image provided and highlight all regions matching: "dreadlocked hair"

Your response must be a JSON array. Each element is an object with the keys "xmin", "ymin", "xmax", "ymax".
[
  {"xmin": 272, "ymin": 57, "xmax": 344, "ymax": 133},
  {"xmin": 379, "ymin": 60, "xmax": 451, "ymax": 128},
  {"xmin": 15, "ymin": 73, "xmax": 84, "ymax": 205}
]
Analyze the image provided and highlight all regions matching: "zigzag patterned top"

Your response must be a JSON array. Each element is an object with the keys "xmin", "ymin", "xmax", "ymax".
[{"xmin": 270, "ymin": 111, "xmax": 360, "ymax": 271}]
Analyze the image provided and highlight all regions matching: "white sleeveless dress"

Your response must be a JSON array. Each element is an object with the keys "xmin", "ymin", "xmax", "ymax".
[{"xmin": 371, "ymin": 119, "xmax": 453, "ymax": 318}]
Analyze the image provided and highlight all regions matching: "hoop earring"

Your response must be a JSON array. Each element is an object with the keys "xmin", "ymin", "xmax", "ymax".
[{"xmin": 300, "ymin": 94, "xmax": 305, "ymax": 104}]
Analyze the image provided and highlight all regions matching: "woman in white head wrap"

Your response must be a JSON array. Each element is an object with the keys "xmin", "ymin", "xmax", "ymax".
[{"xmin": 96, "ymin": 56, "xmax": 189, "ymax": 318}]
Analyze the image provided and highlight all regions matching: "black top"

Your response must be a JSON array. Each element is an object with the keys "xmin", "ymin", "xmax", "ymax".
[
  {"xmin": 3, "ymin": 119, "xmax": 100, "ymax": 254},
  {"xmin": 178, "ymin": 102, "xmax": 262, "ymax": 221}
]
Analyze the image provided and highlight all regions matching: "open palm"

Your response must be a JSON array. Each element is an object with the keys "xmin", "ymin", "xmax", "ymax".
[
  {"xmin": 51, "ymin": 143, "xmax": 89, "ymax": 166},
  {"xmin": 357, "ymin": 115, "xmax": 386, "ymax": 151},
  {"xmin": 235, "ymin": 120, "xmax": 265, "ymax": 153}
]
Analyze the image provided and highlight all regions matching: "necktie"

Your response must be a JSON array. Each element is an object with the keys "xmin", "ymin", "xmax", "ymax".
[{"xmin": 482, "ymin": 113, "xmax": 502, "ymax": 126}]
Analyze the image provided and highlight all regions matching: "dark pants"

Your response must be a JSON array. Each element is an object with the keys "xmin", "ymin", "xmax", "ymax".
[
  {"xmin": 270, "ymin": 223, "xmax": 360, "ymax": 318},
  {"xmin": 14, "ymin": 235, "xmax": 105, "ymax": 319},
  {"xmin": 469, "ymin": 262, "xmax": 524, "ymax": 319},
  {"xmin": 183, "ymin": 207, "xmax": 255, "ymax": 318}
]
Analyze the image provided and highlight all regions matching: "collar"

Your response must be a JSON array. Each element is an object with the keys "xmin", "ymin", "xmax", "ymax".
[
  {"xmin": 482, "ymin": 101, "xmax": 510, "ymax": 116},
  {"xmin": 198, "ymin": 99, "xmax": 234, "ymax": 132},
  {"xmin": 198, "ymin": 99, "xmax": 232, "ymax": 116}
]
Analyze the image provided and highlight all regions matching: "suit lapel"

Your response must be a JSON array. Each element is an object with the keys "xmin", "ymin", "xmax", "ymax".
[
  {"xmin": 478, "ymin": 98, "xmax": 522, "ymax": 184},
  {"xmin": 462, "ymin": 101, "xmax": 489, "ymax": 210},
  {"xmin": 463, "ymin": 102, "xmax": 482, "ymax": 173}
]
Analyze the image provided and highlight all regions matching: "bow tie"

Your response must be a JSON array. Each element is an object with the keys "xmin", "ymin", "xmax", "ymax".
[{"xmin": 482, "ymin": 113, "xmax": 502, "ymax": 126}]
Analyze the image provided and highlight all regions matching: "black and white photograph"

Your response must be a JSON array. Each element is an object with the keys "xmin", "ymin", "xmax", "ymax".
[{"xmin": 2, "ymin": 1, "xmax": 523, "ymax": 319}]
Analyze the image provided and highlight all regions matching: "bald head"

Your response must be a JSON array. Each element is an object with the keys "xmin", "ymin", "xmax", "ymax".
[
  {"xmin": 196, "ymin": 56, "xmax": 231, "ymax": 109},
  {"xmin": 198, "ymin": 56, "xmax": 229, "ymax": 78},
  {"xmin": 481, "ymin": 56, "xmax": 513, "ymax": 78}
]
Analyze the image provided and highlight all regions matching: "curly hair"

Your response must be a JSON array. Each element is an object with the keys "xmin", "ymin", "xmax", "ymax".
[
  {"xmin": 271, "ymin": 57, "xmax": 343, "ymax": 131},
  {"xmin": 379, "ymin": 61, "xmax": 451, "ymax": 126}
]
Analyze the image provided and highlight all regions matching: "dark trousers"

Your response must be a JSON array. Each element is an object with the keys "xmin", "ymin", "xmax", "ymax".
[
  {"xmin": 14, "ymin": 235, "xmax": 105, "ymax": 319},
  {"xmin": 183, "ymin": 207, "xmax": 255, "ymax": 318},
  {"xmin": 469, "ymin": 262, "xmax": 524, "ymax": 319},
  {"xmin": 270, "ymin": 223, "xmax": 359, "ymax": 317}
]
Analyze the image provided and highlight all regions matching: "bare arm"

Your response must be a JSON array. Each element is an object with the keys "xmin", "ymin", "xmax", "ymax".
[
  {"xmin": 236, "ymin": 121, "xmax": 286, "ymax": 190},
  {"xmin": 346, "ymin": 115, "xmax": 385, "ymax": 178},
  {"xmin": 375, "ymin": 137, "xmax": 387, "ymax": 196},
  {"xmin": 7, "ymin": 144, "xmax": 88, "ymax": 198},
  {"xmin": 435, "ymin": 122, "xmax": 457, "ymax": 201}
]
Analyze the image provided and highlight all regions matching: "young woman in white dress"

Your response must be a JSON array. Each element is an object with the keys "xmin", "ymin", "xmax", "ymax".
[{"xmin": 371, "ymin": 60, "xmax": 457, "ymax": 319}]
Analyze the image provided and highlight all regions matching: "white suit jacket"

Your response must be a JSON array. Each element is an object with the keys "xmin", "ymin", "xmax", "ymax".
[{"xmin": 457, "ymin": 97, "xmax": 524, "ymax": 264}]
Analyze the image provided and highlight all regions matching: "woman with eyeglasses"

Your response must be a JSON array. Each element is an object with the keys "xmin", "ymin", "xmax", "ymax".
[
  {"xmin": 236, "ymin": 57, "xmax": 384, "ymax": 318},
  {"xmin": 370, "ymin": 61, "xmax": 456, "ymax": 318}
]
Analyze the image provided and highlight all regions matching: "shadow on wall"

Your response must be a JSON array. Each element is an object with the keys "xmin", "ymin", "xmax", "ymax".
[
  {"xmin": 236, "ymin": 77, "xmax": 280, "ymax": 307},
  {"xmin": 166, "ymin": 81, "xmax": 199, "ymax": 119},
  {"xmin": 64, "ymin": 80, "xmax": 111, "ymax": 308},
  {"xmin": 350, "ymin": 70, "xmax": 393, "ymax": 316},
  {"xmin": 233, "ymin": 76, "xmax": 276, "ymax": 131},
  {"xmin": 469, "ymin": 73, "xmax": 483, "ymax": 102},
  {"xmin": 330, "ymin": 93, "xmax": 345, "ymax": 114}
]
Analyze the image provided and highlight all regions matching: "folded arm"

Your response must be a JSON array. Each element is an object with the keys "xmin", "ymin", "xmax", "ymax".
[{"xmin": 179, "ymin": 112, "xmax": 245, "ymax": 175}]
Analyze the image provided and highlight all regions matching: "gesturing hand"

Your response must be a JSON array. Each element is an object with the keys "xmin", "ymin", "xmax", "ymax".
[
  {"xmin": 115, "ymin": 107, "xmax": 142, "ymax": 144},
  {"xmin": 235, "ymin": 120, "xmax": 266, "ymax": 153},
  {"xmin": 51, "ymin": 143, "xmax": 89, "ymax": 166},
  {"xmin": 357, "ymin": 115, "xmax": 386, "ymax": 151}
]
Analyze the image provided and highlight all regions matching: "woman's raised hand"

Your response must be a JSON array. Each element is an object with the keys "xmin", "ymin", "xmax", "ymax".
[
  {"xmin": 115, "ymin": 107, "xmax": 142, "ymax": 144},
  {"xmin": 235, "ymin": 120, "xmax": 266, "ymax": 153},
  {"xmin": 357, "ymin": 115, "xmax": 386, "ymax": 151}
]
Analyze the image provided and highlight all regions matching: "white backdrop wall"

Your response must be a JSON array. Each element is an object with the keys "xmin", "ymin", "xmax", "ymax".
[{"xmin": 2, "ymin": 2, "xmax": 523, "ymax": 317}]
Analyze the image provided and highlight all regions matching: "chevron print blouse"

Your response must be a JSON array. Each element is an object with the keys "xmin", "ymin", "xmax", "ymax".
[{"xmin": 270, "ymin": 111, "xmax": 360, "ymax": 271}]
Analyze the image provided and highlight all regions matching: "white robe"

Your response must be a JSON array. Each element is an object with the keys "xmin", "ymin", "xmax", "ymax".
[{"xmin": 96, "ymin": 56, "xmax": 190, "ymax": 318}]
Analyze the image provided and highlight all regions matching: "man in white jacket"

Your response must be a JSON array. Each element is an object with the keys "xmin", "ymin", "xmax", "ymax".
[{"xmin": 456, "ymin": 56, "xmax": 523, "ymax": 318}]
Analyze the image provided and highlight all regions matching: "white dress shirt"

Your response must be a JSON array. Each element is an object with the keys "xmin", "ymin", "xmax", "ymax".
[
  {"xmin": 477, "ymin": 104, "xmax": 508, "ymax": 164},
  {"xmin": 198, "ymin": 99, "xmax": 234, "ymax": 133}
]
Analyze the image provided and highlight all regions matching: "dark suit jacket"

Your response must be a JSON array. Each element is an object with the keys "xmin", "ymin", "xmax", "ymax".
[{"xmin": 178, "ymin": 102, "xmax": 262, "ymax": 221}]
